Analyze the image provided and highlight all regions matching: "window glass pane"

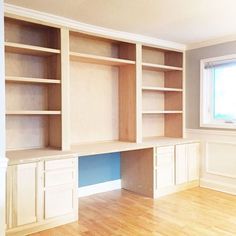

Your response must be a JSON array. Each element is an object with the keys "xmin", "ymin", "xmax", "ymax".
[{"xmin": 214, "ymin": 65, "xmax": 236, "ymax": 121}]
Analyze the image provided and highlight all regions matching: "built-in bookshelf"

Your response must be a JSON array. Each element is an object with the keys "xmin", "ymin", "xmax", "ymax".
[
  {"xmin": 5, "ymin": 17, "xmax": 62, "ymax": 150},
  {"xmin": 141, "ymin": 46, "xmax": 183, "ymax": 140}
]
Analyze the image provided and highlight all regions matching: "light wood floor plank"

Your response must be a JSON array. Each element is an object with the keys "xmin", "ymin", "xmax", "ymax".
[{"xmin": 29, "ymin": 187, "xmax": 236, "ymax": 236}]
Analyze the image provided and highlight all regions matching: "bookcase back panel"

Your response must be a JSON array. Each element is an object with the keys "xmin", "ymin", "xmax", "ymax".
[
  {"xmin": 70, "ymin": 32, "xmax": 118, "ymax": 58},
  {"xmin": 142, "ymin": 47, "xmax": 164, "ymax": 64},
  {"xmin": 5, "ymin": 53, "xmax": 60, "ymax": 80},
  {"xmin": 6, "ymin": 83, "xmax": 49, "ymax": 110},
  {"xmin": 142, "ymin": 115, "xmax": 164, "ymax": 138},
  {"xmin": 5, "ymin": 53, "xmax": 48, "ymax": 78},
  {"xmin": 70, "ymin": 61, "xmax": 119, "ymax": 144},
  {"xmin": 6, "ymin": 116, "xmax": 49, "ymax": 150},
  {"xmin": 142, "ymin": 91, "xmax": 164, "ymax": 111},
  {"xmin": 5, "ymin": 18, "xmax": 60, "ymax": 49},
  {"xmin": 142, "ymin": 70, "xmax": 164, "ymax": 87}
]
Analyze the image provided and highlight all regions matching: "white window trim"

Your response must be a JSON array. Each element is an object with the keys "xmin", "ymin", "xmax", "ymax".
[{"xmin": 200, "ymin": 54, "xmax": 236, "ymax": 129}]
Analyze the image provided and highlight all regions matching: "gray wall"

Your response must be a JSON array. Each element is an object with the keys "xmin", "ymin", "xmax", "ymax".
[{"xmin": 186, "ymin": 41, "xmax": 236, "ymax": 129}]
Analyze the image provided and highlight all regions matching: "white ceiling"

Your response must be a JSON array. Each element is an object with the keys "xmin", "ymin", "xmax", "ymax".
[{"xmin": 5, "ymin": 0, "xmax": 236, "ymax": 45}]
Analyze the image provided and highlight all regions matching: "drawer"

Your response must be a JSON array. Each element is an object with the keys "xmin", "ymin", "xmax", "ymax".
[
  {"xmin": 156, "ymin": 146, "xmax": 174, "ymax": 155},
  {"xmin": 45, "ymin": 186, "xmax": 75, "ymax": 219},
  {"xmin": 45, "ymin": 158, "xmax": 75, "ymax": 170},
  {"xmin": 45, "ymin": 169, "xmax": 75, "ymax": 187}
]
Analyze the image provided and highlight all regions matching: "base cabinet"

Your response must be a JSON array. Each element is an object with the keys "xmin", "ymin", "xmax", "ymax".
[
  {"xmin": 6, "ymin": 156, "xmax": 78, "ymax": 236},
  {"xmin": 121, "ymin": 142, "xmax": 200, "ymax": 198}
]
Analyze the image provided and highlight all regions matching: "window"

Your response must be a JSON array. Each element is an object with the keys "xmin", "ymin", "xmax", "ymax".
[{"xmin": 200, "ymin": 55, "xmax": 236, "ymax": 129}]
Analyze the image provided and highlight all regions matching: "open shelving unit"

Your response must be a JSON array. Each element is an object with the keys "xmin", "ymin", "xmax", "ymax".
[
  {"xmin": 69, "ymin": 31, "xmax": 137, "ymax": 145},
  {"xmin": 5, "ymin": 17, "xmax": 62, "ymax": 150},
  {"xmin": 4, "ymin": 16, "xmax": 185, "ymax": 154},
  {"xmin": 141, "ymin": 46, "xmax": 183, "ymax": 140}
]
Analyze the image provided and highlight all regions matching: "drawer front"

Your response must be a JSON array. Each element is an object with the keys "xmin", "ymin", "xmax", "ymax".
[
  {"xmin": 155, "ymin": 146, "xmax": 174, "ymax": 167},
  {"xmin": 156, "ymin": 146, "xmax": 174, "ymax": 155},
  {"xmin": 45, "ymin": 158, "xmax": 75, "ymax": 170},
  {"xmin": 45, "ymin": 186, "xmax": 75, "ymax": 219},
  {"xmin": 45, "ymin": 169, "xmax": 75, "ymax": 187}
]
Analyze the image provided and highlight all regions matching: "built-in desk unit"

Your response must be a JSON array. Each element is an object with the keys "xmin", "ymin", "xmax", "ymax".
[{"xmin": 4, "ymin": 14, "xmax": 199, "ymax": 236}]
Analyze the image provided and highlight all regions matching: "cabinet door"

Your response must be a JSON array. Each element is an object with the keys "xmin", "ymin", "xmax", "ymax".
[
  {"xmin": 175, "ymin": 144, "xmax": 188, "ymax": 184},
  {"xmin": 156, "ymin": 147, "xmax": 174, "ymax": 189},
  {"xmin": 13, "ymin": 163, "xmax": 38, "ymax": 226},
  {"xmin": 187, "ymin": 143, "xmax": 200, "ymax": 181}
]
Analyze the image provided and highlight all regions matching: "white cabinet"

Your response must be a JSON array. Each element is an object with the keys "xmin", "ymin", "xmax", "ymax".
[
  {"xmin": 6, "ymin": 156, "xmax": 78, "ymax": 236},
  {"xmin": 155, "ymin": 146, "xmax": 175, "ymax": 189},
  {"xmin": 6, "ymin": 162, "xmax": 43, "ymax": 229},
  {"xmin": 175, "ymin": 143, "xmax": 200, "ymax": 184}
]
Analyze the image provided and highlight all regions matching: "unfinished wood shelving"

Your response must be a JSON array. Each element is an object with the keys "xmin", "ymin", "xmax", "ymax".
[
  {"xmin": 5, "ymin": 17, "xmax": 62, "ymax": 150},
  {"xmin": 141, "ymin": 46, "xmax": 183, "ymax": 140},
  {"xmin": 69, "ymin": 31, "xmax": 137, "ymax": 145}
]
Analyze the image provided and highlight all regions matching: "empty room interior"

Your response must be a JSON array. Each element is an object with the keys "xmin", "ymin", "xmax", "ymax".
[{"xmin": 1, "ymin": 0, "xmax": 236, "ymax": 235}]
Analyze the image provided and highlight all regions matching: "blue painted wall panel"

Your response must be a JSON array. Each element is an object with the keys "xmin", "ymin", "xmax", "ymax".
[{"xmin": 79, "ymin": 152, "xmax": 120, "ymax": 187}]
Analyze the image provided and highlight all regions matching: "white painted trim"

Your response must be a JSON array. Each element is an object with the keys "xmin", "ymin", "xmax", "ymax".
[
  {"xmin": 4, "ymin": 3, "xmax": 185, "ymax": 51},
  {"xmin": 187, "ymin": 34, "xmax": 236, "ymax": 50},
  {"xmin": 78, "ymin": 179, "xmax": 121, "ymax": 198},
  {"xmin": 205, "ymin": 142, "xmax": 236, "ymax": 178},
  {"xmin": 200, "ymin": 178, "xmax": 236, "ymax": 195},
  {"xmin": 185, "ymin": 128, "xmax": 236, "ymax": 137}
]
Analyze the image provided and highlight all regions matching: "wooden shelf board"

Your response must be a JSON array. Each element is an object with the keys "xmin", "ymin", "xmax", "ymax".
[
  {"xmin": 6, "ymin": 110, "xmax": 61, "ymax": 115},
  {"xmin": 142, "ymin": 110, "xmax": 183, "ymax": 114},
  {"xmin": 70, "ymin": 52, "xmax": 135, "ymax": 66},
  {"xmin": 5, "ymin": 76, "xmax": 61, "ymax": 84},
  {"xmin": 142, "ymin": 62, "xmax": 182, "ymax": 72},
  {"xmin": 5, "ymin": 42, "xmax": 60, "ymax": 56},
  {"xmin": 142, "ymin": 86, "xmax": 182, "ymax": 92}
]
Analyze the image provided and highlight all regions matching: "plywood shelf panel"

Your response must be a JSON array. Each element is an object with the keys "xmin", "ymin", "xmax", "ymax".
[
  {"xmin": 142, "ymin": 110, "xmax": 183, "ymax": 114},
  {"xmin": 5, "ymin": 76, "xmax": 61, "ymax": 84},
  {"xmin": 70, "ymin": 52, "xmax": 135, "ymax": 66},
  {"xmin": 142, "ymin": 62, "xmax": 182, "ymax": 72},
  {"xmin": 5, "ymin": 42, "xmax": 60, "ymax": 56},
  {"xmin": 142, "ymin": 86, "xmax": 183, "ymax": 92},
  {"xmin": 6, "ymin": 110, "xmax": 61, "ymax": 115}
]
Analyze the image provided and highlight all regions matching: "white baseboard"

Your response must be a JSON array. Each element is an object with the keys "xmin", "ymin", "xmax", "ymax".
[
  {"xmin": 200, "ymin": 178, "xmax": 236, "ymax": 195},
  {"xmin": 78, "ymin": 179, "xmax": 121, "ymax": 198}
]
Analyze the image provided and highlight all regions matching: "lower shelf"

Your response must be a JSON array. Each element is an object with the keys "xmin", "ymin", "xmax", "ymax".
[{"xmin": 6, "ymin": 110, "xmax": 61, "ymax": 115}]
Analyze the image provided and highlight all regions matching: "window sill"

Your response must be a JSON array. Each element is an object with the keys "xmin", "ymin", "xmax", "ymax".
[{"xmin": 200, "ymin": 123, "xmax": 236, "ymax": 129}]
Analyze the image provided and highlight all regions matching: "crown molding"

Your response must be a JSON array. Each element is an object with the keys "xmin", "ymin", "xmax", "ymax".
[
  {"xmin": 187, "ymin": 34, "xmax": 236, "ymax": 50},
  {"xmin": 4, "ymin": 3, "xmax": 186, "ymax": 51}
]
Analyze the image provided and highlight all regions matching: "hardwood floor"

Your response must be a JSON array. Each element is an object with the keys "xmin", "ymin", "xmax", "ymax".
[{"xmin": 30, "ymin": 187, "xmax": 236, "ymax": 236}]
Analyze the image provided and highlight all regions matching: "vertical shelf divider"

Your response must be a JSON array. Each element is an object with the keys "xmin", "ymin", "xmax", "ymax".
[{"xmin": 61, "ymin": 28, "xmax": 70, "ymax": 151}]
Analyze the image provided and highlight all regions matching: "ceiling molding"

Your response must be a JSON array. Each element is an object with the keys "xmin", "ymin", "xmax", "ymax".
[
  {"xmin": 4, "ymin": 3, "xmax": 186, "ymax": 51},
  {"xmin": 187, "ymin": 34, "xmax": 236, "ymax": 50}
]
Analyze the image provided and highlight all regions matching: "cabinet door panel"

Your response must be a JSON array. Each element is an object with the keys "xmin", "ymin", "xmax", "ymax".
[
  {"xmin": 14, "ymin": 163, "xmax": 37, "ymax": 226},
  {"xmin": 45, "ymin": 186, "xmax": 75, "ymax": 219},
  {"xmin": 156, "ymin": 165, "xmax": 174, "ymax": 188},
  {"xmin": 187, "ymin": 143, "xmax": 200, "ymax": 181},
  {"xmin": 175, "ymin": 144, "xmax": 188, "ymax": 184}
]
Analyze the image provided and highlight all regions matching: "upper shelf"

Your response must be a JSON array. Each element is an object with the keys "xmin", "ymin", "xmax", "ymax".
[
  {"xmin": 5, "ymin": 42, "xmax": 60, "ymax": 56},
  {"xmin": 5, "ymin": 76, "xmax": 61, "ymax": 84},
  {"xmin": 142, "ymin": 86, "xmax": 183, "ymax": 92},
  {"xmin": 70, "ymin": 52, "xmax": 135, "ymax": 66},
  {"xmin": 142, "ymin": 62, "xmax": 183, "ymax": 72}
]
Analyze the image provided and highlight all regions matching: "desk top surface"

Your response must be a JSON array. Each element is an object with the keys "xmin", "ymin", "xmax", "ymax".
[{"xmin": 6, "ymin": 137, "xmax": 199, "ymax": 165}]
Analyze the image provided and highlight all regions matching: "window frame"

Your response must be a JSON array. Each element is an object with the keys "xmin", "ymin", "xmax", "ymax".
[{"xmin": 200, "ymin": 54, "xmax": 236, "ymax": 129}]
